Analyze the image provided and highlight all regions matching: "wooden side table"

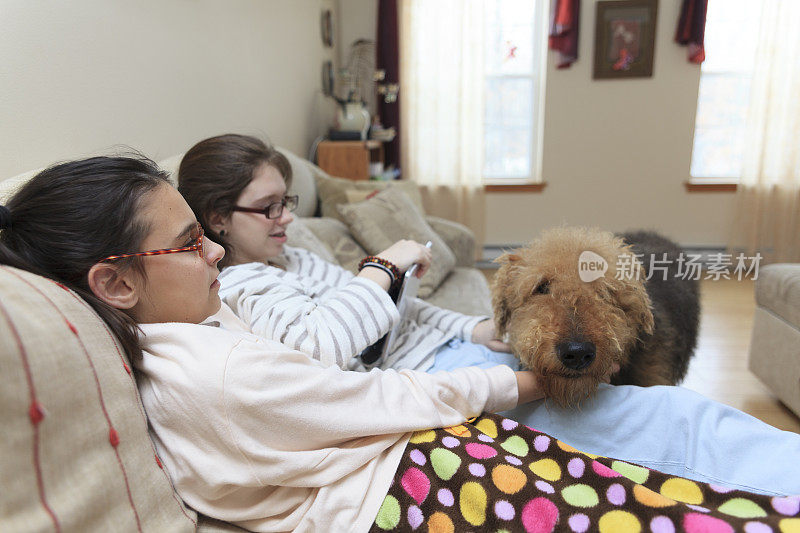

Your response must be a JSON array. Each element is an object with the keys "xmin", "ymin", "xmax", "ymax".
[{"xmin": 317, "ymin": 140, "xmax": 384, "ymax": 181}]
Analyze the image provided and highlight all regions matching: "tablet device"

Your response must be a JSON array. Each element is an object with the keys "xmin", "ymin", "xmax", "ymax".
[{"xmin": 360, "ymin": 242, "xmax": 431, "ymax": 365}]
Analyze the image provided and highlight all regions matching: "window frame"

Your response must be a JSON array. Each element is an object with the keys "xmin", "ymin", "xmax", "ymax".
[
  {"xmin": 482, "ymin": 0, "xmax": 549, "ymax": 186},
  {"xmin": 688, "ymin": 1, "xmax": 760, "ymax": 185}
]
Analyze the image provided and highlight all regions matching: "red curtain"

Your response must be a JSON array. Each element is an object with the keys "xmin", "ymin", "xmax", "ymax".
[
  {"xmin": 549, "ymin": 0, "xmax": 580, "ymax": 69},
  {"xmin": 675, "ymin": 0, "xmax": 708, "ymax": 64},
  {"xmin": 376, "ymin": 0, "xmax": 400, "ymax": 169}
]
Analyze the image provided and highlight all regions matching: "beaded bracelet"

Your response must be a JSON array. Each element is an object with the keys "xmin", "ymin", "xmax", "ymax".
[
  {"xmin": 360, "ymin": 262, "xmax": 396, "ymax": 284},
  {"xmin": 358, "ymin": 255, "xmax": 401, "ymax": 284}
]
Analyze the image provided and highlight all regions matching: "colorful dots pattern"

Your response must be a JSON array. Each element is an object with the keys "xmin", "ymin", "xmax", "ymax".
[
  {"xmin": 598, "ymin": 510, "xmax": 641, "ymax": 532},
  {"xmin": 492, "ymin": 464, "xmax": 527, "ymax": 495},
  {"xmin": 779, "ymin": 517, "xmax": 800, "ymax": 532},
  {"xmin": 371, "ymin": 414, "xmax": 800, "ymax": 532},
  {"xmin": 745, "ymin": 521, "xmax": 774, "ymax": 533},
  {"xmin": 429, "ymin": 448, "xmax": 461, "ymax": 481},
  {"xmin": 568, "ymin": 457, "xmax": 586, "ymax": 478},
  {"xmin": 530, "ymin": 458, "xmax": 562, "ymax": 482},
  {"xmin": 660, "ymin": 477, "xmax": 704, "ymax": 505},
  {"xmin": 634, "ymin": 484, "xmax": 677, "ymax": 508},
  {"xmin": 535, "ymin": 480, "xmax": 555, "ymax": 494},
  {"xmin": 426, "ymin": 511, "xmax": 453, "ymax": 533},
  {"xmin": 407, "ymin": 505, "xmax": 423, "ymax": 529},
  {"xmin": 374, "ymin": 494, "xmax": 400, "ymax": 529},
  {"xmin": 506, "ymin": 455, "xmax": 523, "ymax": 466},
  {"xmin": 501, "ymin": 435, "xmax": 530, "ymax": 457},
  {"xmin": 561, "ymin": 484, "xmax": 600, "ymax": 508},
  {"xmin": 469, "ymin": 462, "xmax": 486, "ymax": 477},
  {"xmin": 400, "ymin": 467, "xmax": 430, "ymax": 505},
  {"xmin": 409, "ymin": 449, "xmax": 426, "ymax": 466},
  {"xmin": 521, "ymin": 497, "xmax": 559, "ymax": 533},
  {"xmin": 495, "ymin": 500, "xmax": 516, "ymax": 521},
  {"xmin": 773, "ymin": 497, "xmax": 800, "ymax": 516},
  {"xmin": 441, "ymin": 436, "xmax": 459, "ymax": 448},
  {"xmin": 611, "ymin": 460, "xmax": 650, "ymax": 485},
  {"xmin": 650, "ymin": 515, "xmax": 676, "ymax": 533},
  {"xmin": 459, "ymin": 481, "xmax": 487, "ymax": 526},
  {"xmin": 607, "ymin": 483, "xmax": 626, "ymax": 506},
  {"xmin": 568, "ymin": 512, "xmax": 590, "ymax": 532},
  {"xmin": 718, "ymin": 498, "xmax": 767, "ymax": 519},
  {"xmin": 475, "ymin": 418, "xmax": 498, "ymax": 438}
]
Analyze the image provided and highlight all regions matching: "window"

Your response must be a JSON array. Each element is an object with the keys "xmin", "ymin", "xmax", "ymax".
[
  {"xmin": 483, "ymin": 0, "xmax": 548, "ymax": 183},
  {"xmin": 690, "ymin": 0, "xmax": 761, "ymax": 182}
]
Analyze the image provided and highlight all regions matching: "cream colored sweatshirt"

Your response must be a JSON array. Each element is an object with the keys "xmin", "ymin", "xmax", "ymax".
[{"xmin": 135, "ymin": 305, "xmax": 518, "ymax": 532}]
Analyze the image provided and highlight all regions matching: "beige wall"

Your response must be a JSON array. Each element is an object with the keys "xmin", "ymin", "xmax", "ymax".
[
  {"xmin": 337, "ymin": 0, "xmax": 377, "ymax": 66},
  {"xmin": 0, "ymin": 0, "xmax": 339, "ymax": 177},
  {"xmin": 486, "ymin": 0, "xmax": 735, "ymax": 247}
]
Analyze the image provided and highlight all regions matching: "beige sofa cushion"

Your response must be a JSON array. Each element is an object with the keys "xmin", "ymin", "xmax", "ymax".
[
  {"xmin": 0, "ymin": 266, "xmax": 197, "ymax": 532},
  {"xmin": 755, "ymin": 264, "xmax": 800, "ymax": 328},
  {"xmin": 278, "ymin": 147, "xmax": 319, "ymax": 218},
  {"xmin": 424, "ymin": 267, "xmax": 493, "ymax": 317},
  {"xmin": 299, "ymin": 217, "xmax": 368, "ymax": 273},
  {"xmin": 0, "ymin": 168, "xmax": 42, "ymax": 203},
  {"xmin": 337, "ymin": 188, "xmax": 456, "ymax": 298},
  {"xmin": 315, "ymin": 172, "xmax": 424, "ymax": 222},
  {"xmin": 285, "ymin": 218, "xmax": 337, "ymax": 264}
]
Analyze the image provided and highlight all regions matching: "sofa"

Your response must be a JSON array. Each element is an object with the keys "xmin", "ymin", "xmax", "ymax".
[
  {"xmin": 748, "ymin": 264, "xmax": 800, "ymax": 417},
  {"xmin": 0, "ymin": 148, "xmax": 491, "ymax": 532}
]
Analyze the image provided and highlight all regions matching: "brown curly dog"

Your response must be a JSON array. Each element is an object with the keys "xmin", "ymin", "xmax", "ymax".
[{"xmin": 492, "ymin": 227, "xmax": 699, "ymax": 407}]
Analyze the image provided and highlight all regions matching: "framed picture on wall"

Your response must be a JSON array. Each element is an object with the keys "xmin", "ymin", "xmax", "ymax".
[{"xmin": 593, "ymin": 0, "xmax": 658, "ymax": 79}]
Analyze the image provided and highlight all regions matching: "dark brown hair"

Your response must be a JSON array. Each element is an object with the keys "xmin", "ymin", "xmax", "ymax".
[
  {"xmin": 177, "ymin": 134, "xmax": 292, "ymax": 267},
  {"xmin": 0, "ymin": 155, "xmax": 171, "ymax": 361}
]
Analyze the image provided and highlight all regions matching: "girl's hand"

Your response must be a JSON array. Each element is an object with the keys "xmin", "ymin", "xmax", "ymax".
[
  {"xmin": 471, "ymin": 319, "xmax": 511, "ymax": 353},
  {"xmin": 376, "ymin": 240, "xmax": 433, "ymax": 278},
  {"xmin": 514, "ymin": 371, "xmax": 544, "ymax": 405}
]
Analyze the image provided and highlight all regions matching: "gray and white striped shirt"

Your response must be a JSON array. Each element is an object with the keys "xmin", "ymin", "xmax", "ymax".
[{"xmin": 218, "ymin": 246, "xmax": 485, "ymax": 371}]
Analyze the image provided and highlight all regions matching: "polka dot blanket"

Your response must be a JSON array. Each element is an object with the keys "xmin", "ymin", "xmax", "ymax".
[{"xmin": 370, "ymin": 413, "xmax": 800, "ymax": 532}]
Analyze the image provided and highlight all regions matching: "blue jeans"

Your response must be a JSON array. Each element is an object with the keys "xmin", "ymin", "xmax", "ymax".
[{"xmin": 430, "ymin": 339, "xmax": 800, "ymax": 496}]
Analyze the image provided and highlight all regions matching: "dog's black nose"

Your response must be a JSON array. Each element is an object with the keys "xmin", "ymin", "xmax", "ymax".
[{"xmin": 556, "ymin": 341, "xmax": 596, "ymax": 371}]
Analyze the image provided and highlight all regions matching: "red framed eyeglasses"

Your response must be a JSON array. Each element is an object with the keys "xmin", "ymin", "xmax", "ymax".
[{"xmin": 99, "ymin": 224, "xmax": 204, "ymax": 262}]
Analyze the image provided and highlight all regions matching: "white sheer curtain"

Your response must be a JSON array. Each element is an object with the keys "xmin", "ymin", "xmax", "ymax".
[
  {"xmin": 399, "ymin": 0, "xmax": 486, "ymax": 250},
  {"xmin": 730, "ymin": 0, "xmax": 800, "ymax": 263}
]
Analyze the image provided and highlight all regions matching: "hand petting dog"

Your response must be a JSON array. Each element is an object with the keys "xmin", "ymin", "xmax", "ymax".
[{"xmin": 471, "ymin": 319, "xmax": 511, "ymax": 353}]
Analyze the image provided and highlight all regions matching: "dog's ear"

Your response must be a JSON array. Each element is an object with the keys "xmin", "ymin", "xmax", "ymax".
[
  {"xmin": 491, "ymin": 253, "xmax": 524, "ymax": 336},
  {"xmin": 611, "ymin": 258, "xmax": 655, "ymax": 336}
]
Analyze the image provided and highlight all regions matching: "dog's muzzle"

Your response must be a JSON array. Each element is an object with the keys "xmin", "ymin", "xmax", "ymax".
[{"xmin": 556, "ymin": 341, "xmax": 596, "ymax": 371}]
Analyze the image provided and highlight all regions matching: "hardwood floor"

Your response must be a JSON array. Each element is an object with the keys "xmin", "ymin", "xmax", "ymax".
[
  {"xmin": 480, "ymin": 270, "xmax": 800, "ymax": 434},
  {"xmin": 682, "ymin": 278, "xmax": 800, "ymax": 434}
]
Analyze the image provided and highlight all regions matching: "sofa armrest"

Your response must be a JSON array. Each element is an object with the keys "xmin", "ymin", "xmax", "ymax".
[{"xmin": 425, "ymin": 216, "xmax": 476, "ymax": 267}]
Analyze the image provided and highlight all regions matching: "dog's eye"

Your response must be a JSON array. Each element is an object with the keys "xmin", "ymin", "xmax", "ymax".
[{"xmin": 533, "ymin": 281, "xmax": 550, "ymax": 295}]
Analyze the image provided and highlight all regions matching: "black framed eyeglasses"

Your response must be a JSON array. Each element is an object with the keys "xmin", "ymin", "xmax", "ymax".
[{"xmin": 231, "ymin": 195, "xmax": 299, "ymax": 220}]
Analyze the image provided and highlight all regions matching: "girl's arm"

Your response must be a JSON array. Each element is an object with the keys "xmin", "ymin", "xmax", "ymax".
[
  {"xmin": 405, "ymin": 297, "xmax": 487, "ymax": 341},
  {"xmin": 407, "ymin": 299, "xmax": 511, "ymax": 353},
  {"xmin": 219, "ymin": 259, "xmax": 399, "ymax": 370},
  {"xmin": 221, "ymin": 336, "xmax": 538, "ymax": 466}
]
